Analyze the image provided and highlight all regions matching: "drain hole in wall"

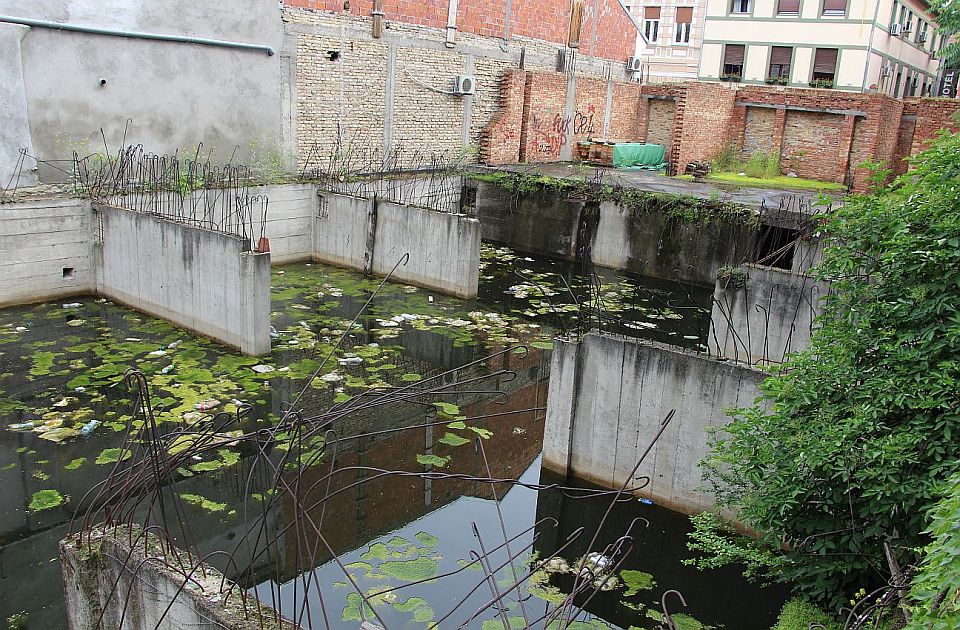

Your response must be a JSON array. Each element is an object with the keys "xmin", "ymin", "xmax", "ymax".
[{"xmin": 62, "ymin": 267, "xmax": 75, "ymax": 279}]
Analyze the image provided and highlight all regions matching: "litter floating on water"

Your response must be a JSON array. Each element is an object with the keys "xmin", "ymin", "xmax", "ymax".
[
  {"xmin": 15, "ymin": 326, "xmax": 27, "ymax": 332},
  {"xmin": 168, "ymin": 340, "xmax": 183, "ymax": 349},
  {"xmin": 338, "ymin": 356, "xmax": 363, "ymax": 366},
  {"xmin": 10, "ymin": 422, "xmax": 36, "ymax": 431},
  {"xmin": 81, "ymin": 420, "xmax": 100, "ymax": 438},
  {"xmin": 251, "ymin": 365, "xmax": 276, "ymax": 374},
  {"xmin": 148, "ymin": 350, "xmax": 167, "ymax": 357},
  {"xmin": 195, "ymin": 399, "xmax": 220, "ymax": 411},
  {"xmin": 638, "ymin": 497, "xmax": 654, "ymax": 505},
  {"xmin": 66, "ymin": 319, "xmax": 85, "ymax": 327},
  {"xmin": 580, "ymin": 552, "xmax": 613, "ymax": 575},
  {"xmin": 62, "ymin": 303, "xmax": 81, "ymax": 309},
  {"xmin": 159, "ymin": 365, "xmax": 175, "ymax": 374},
  {"xmin": 125, "ymin": 337, "xmax": 142, "ymax": 342}
]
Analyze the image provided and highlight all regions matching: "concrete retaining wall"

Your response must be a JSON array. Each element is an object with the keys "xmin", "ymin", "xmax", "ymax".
[
  {"xmin": 94, "ymin": 204, "xmax": 271, "ymax": 355},
  {"xmin": 709, "ymin": 264, "xmax": 830, "ymax": 366},
  {"xmin": 61, "ymin": 529, "xmax": 294, "ymax": 630},
  {"xmin": 250, "ymin": 183, "xmax": 316, "ymax": 264},
  {"xmin": 0, "ymin": 198, "xmax": 94, "ymax": 306},
  {"xmin": 313, "ymin": 192, "xmax": 481, "ymax": 299},
  {"xmin": 543, "ymin": 331, "xmax": 765, "ymax": 514}
]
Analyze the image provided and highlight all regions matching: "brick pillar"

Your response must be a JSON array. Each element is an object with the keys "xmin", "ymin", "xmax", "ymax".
[
  {"xmin": 637, "ymin": 98, "xmax": 651, "ymax": 143},
  {"xmin": 772, "ymin": 107, "xmax": 787, "ymax": 157},
  {"xmin": 730, "ymin": 104, "xmax": 748, "ymax": 154},
  {"xmin": 837, "ymin": 114, "xmax": 857, "ymax": 186}
]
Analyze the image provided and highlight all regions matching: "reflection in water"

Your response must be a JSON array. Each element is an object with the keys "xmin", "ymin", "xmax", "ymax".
[{"xmin": 0, "ymin": 244, "xmax": 752, "ymax": 629}]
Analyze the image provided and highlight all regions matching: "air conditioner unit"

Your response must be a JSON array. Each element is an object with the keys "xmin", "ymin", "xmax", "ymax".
[
  {"xmin": 454, "ymin": 75, "xmax": 476, "ymax": 95},
  {"xmin": 890, "ymin": 23, "xmax": 903, "ymax": 36},
  {"xmin": 626, "ymin": 56, "xmax": 643, "ymax": 72}
]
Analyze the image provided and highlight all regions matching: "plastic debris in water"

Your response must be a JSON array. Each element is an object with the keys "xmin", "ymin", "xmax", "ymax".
[
  {"xmin": 512, "ymin": 427, "xmax": 526, "ymax": 435},
  {"xmin": 160, "ymin": 365, "xmax": 175, "ymax": 374},
  {"xmin": 270, "ymin": 326, "xmax": 279, "ymax": 338},
  {"xmin": 125, "ymin": 337, "xmax": 142, "ymax": 342},
  {"xmin": 580, "ymin": 552, "xmax": 613, "ymax": 575},
  {"xmin": 168, "ymin": 340, "xmax": 183, "ymax": 349},
  {"xmin": 15, "ymin": 326, "xmax": 27, "ymax": 332},
  {"xmin": 148, "ymin": 350, "xmax": 167, "ymax": 357},
  {"xmin": 62, "ymin": 303, "xmax": 81, "ymax": 309},
  {"xmin": 195, "ymin": 399, "xmax": 220, "ymax": 411},
  {"xmin": 251, "ymin": 365, "xmax": 276, "ymax": 373},
  {"xmin": 81, "ymin": 420, "xmax": 101, "ymax": 438},
  {"xmin": 545, "ymin": 557, "xmax": 571, "ymax": 574},
  {"xmin": 74, "ymin": 387, "xmax": 86, "ymax": 393},
  {"xmin": 338, "ymin": 356, "xmax": 363, "ymax": 366},
  {"xmin": 320, "ymin": 372, "xmax": 342, "ymax": 383},
  {"xmin": 10, "ymin": 422, "xmax": 36, "ymax": 431},
  {"xmin": 638, "ymin": 498, "xmax": 654, "ymax": 505}
]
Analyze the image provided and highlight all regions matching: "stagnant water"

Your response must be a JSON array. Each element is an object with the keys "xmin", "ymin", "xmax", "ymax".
[{"xmin": 0, "ymin": 244, "xmax": 784, "ymax": 629}]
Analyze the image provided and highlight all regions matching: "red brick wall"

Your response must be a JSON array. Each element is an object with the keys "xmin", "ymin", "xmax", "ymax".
[
  {"xmin": 608, "ymin": 83, "xmax": 642, "ymax": 142},
  {"xmin": 520, "ymin": 71, "xmax": 569, "ymax": 162},
  {"xmin": 673, "ymin": 82, "xmax": 739, "ymax": 175},
  {"xmin": 572, "ymin": 76, "xmax": 608, "ymax": 144},
  {"xmin": 904, "ymin": 98, "xmax": 960, "ymax": 156},
  {"xmin": 480, "ymin": 69, "xmax": 527, "ymax": 164},
  {"xmin": 283, "ymin": 0, "xmax": 637, "ymax": 60}
]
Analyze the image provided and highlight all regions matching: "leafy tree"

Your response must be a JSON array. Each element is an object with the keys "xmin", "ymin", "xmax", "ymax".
[
  {"xmin": 689, "ymin": 126, "xmax": 960, "ymax": 609},
  {"xmin": 905, "ymin": 470, "xmax": 960, "ymax": 629},
  {"xmin": 929, "ymin": 0, "xmax": 960, "ymax": 68}
]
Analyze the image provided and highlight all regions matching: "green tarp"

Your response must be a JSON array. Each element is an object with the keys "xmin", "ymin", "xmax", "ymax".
[{"xmin": 612, "ymin": 143, "xmax": 666, "ymax": 168}]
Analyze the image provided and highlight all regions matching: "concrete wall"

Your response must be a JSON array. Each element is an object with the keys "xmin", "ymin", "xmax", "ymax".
[
  {"xmin": 0, "ymin": 198, "xmax": 94, "ymax": 306},
  {"xmin": 373, "ymin": 201, "xmax": 481, "ymax": 298},
  {"xmin": 543, "ymin": 331, "xmax": 765, "ymax": 514},
  {"xmin": 250, "ymin": 183, "xmax": 316, "ymax": 264},
  {"xmin": 313, "ymin": 192, "xmax": 481, "ymax": 298},
  {"xmin": 709, "ymin": 263, "xmax": 830, "ymax": 366},
  {"xmin": 61, "ymin": 529, "xmax": 294, "ymax": 630},
  {"xmin": 0, "ymin": 24, "xmax": 38, "ymax": 187},
  {"xmin": 0, "ymin": 0, "xmax": 283, "ymax": 183},
  {"xmin": 94, "ymin": 204, "xmax": 271, "ymax": 355}
]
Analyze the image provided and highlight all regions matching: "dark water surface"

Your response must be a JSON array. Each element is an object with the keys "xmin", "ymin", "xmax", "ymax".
[{"xmin": 0, "ymin": 245, "xmax": 781, "ymax": 629}]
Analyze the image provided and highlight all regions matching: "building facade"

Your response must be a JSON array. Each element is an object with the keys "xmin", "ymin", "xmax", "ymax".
[
  {"xmin": 625, "ymin": 0, "xmax": 707, "ymax": 81},
  {"xmin": 697, "ymin": 0, "xmax": 948, "ymax": 95}
]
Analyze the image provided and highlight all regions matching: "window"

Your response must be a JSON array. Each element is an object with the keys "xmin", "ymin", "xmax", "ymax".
[
  {"xmin": 822, "ymin": 0, "xmax": 846, "ymax": 16},
  {"xmin": 811, "ymin": 47, "xmax": 837, "ymax": 81},
  {"xmin": 722, "ymin": 44, "xmax": 745, "ymax": 76},
  {"xmin": 769, "ymin": 46, "xmax": 792, "ymax": 80},
  {"xmin": 905, "ymin": 10, "xmax": 914, "ymax": 33},
  {"xmin": 730, "ymin": 0, "xmax": 751, "ymax": 14},
  {"xmin": 675, "ymin": 7, "xmax": 693, "ymax": 43},
  {"xmin": 777, "ymin": 0, "xmax": 800, "ymax": 14},
  {"xmin": 917, "ymin": 20, "xmax": 928, "ymax": 46},
  {"xmin": 643, "ymin": 6, "xmax": 660, "ymax": 42},
  {"xmin": 894, "ymin": 68, "xmax": 903, "ymax": 97}
]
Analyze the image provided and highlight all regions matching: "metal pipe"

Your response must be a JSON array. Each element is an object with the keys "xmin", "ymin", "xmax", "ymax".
[
  {"xmin": 445, "ymin": 0, "xmax": 459, "ymax": 48},
  {"xmin": 0, "ymin": 14, "xmax": 274, "ymax": 56},
  {"xmin": 372, "ymin": 0, "xmax": 384, "ymax": 39}
]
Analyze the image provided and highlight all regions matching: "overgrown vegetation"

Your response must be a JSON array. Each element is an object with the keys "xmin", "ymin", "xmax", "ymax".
[
  {"xmin": 770, "ymin": 598, "xmax": 840, "ymax": 630},
  {"xmin": 469, "ymin": 170, "xmax": 757, "ymax": 227},
  {"xmin": 688, "ymin": 125, "xmax": 960, "ymax": 616}
]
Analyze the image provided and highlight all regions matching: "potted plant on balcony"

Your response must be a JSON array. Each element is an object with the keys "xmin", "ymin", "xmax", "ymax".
[
  {"xmin": 719, "ymin": 73, "xmax": 742, "ymax": 82},
  {"xmin": 765, "ymin": 76, "xmax": 789, "ymax": 85},
  {"xmin": 808, "ymin": 78, "xmax": 834, "ymax": 89}
]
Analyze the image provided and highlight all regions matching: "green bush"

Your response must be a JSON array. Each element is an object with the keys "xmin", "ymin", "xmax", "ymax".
[
  {"xmin": 691, "ymin": 125, "xmax": 960, "ymax": 608},
  {"xmin": 771, "ymin": 599, "xmax": 840, "ymax": 630}
]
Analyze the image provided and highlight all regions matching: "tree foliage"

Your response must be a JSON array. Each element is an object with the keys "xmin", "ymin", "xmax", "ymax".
[
  {"xmin": 690, "ymin": 126, "xmax": 960, "ymax": 609},
  {"xmin": 929, "ymin": 0, "xmax": 960, "ymax": 68}
]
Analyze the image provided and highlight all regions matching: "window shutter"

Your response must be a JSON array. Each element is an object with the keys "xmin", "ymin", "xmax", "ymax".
[
  {"xmin": 675, "ymin": 7, "xmax": 693, "ymax": 22},
  {"xmin": 724, "ymin": 44, "xmax": 745, "ymax": 65},
  {"xmin": 770, "ymin": 46, "xmax": 792, "ymax": 66},
  {"xmin": 777, "ymin": 0, "xmax": 800, "ymax": 13},
  {"xmin": 812, "ymin": 48, "xmax": 838, "ymax": 73},
  {"xmin": 644, "ymin": 6, "xmax": 661, "ymax": 19},
  {"xmin": 822, "ymin": 0, "xmax": 846, "ymax": 13}
]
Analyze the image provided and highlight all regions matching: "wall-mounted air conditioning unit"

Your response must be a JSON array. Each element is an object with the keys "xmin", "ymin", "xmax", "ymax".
[
  {"xmin": 626, "ymin": 56, "xmax": 642, "ymax": 72},
  {"xmin": 454, "ymin": 75, "xmax": 476, "ymax": 95},
  {"xmin": 890, "ymin": 23, "xmax": 903, "ymax": 36}
]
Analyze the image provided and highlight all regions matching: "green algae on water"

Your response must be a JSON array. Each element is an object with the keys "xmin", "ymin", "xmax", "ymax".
[{"xmin": 29, "ymin": 489, "xmax": 65, "ymax": 511}]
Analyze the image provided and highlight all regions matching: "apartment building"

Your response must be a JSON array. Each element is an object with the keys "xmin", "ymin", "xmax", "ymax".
[
  {"xmin": 697, "ymin": 0, "xmax": 948, "ymax": 95},
  {"xmin": 624, "ymin": 0, "xmax": 707, "ymax": 81}
]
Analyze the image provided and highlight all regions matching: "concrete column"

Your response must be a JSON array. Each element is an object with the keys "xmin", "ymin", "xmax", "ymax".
[
  {"xmin": 561, "ymin": 71, "xmax": 577, "ymax": 161},
  {"xmin": 602, "ymin": 78, "xmax": 614, "ymax": 138},
  {"xmin": 0, "ymin": 24, "xmax": 38, "ymax": 188},
  {"xmin": 542, "ymin": 336, "xmax": 582, "ymax": 477}
]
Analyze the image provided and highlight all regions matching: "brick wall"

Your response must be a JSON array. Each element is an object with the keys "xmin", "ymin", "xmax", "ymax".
[
  {"xmin": 646, "ymin": 99, "xmax": 676, "ymax": 149},
  {"xmin": 479, "ymin": 69, "xmax": 526, "ymax": 164},
  {"xmin": 742, "ymin": 107, "xmax": 777, "ymax": 158},
  {"xmin": 673, "ymin": 82, "xmax": 739, "ymax": 175},
  {"xmin": 904, "ymin": 98, "xmax": 960, "ymax": 156},
  {"xmin": 608, "ymin": 82, "xmax": 642, "ymax": 141},
  {"xmin": 520, "ymin": 71, "xmax": 570, "ymax": 162},
  {"xmin": 283, "ymin": 0, "xmax": 637, "ymax": 60},
  {"xmin": 781, "ymin": 111, "xmax": 845, "ymax": 183}
]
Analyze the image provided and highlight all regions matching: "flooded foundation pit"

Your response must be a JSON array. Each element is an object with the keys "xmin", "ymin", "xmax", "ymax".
[{"xmin": 0, "ymin": 244, "xmax": 784, "ymax": 629}]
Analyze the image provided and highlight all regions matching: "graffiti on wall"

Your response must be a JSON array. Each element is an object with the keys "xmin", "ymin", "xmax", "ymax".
[{"xmin": 529, "ymin": 106, "xmax": 597, "ymax": 158}]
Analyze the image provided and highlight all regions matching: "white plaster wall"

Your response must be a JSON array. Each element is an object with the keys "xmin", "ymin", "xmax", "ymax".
[
  {"xmin": 0, "ymin": 0, "xmax": 283, "ymax": 183},
  {"xmin": 0, "ymin": 24, "xmax": 37, "ymax": 187},
  {"xmin": 0, "ymin": 198, "xmax": 94, "ymax": 306},
  {"xmin": 94, "ymin": 204, "xmax": 271, "ymax": 355},
  {"xmin": 543, "ymin": 331, "xmax": 766, "ymax": 515},
  {"xmin": 312, "ymin": 192, "xmax": 372, "ymax": 270}
]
